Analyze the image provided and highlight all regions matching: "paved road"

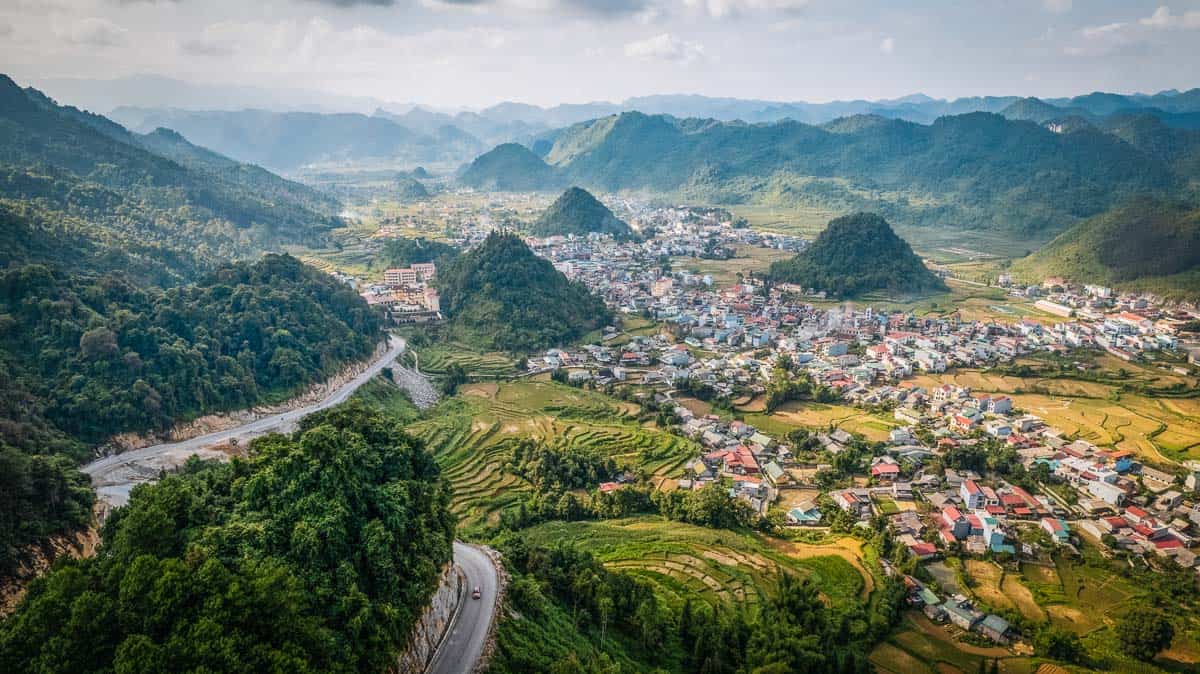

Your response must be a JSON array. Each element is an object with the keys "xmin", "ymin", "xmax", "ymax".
[
  {"xmin": 427, "ymin": 542, "xmax": 499, "ymax": 674},
  {"xmin": 83, "ymin": 335, "xmax": 408, "ymax": 507}
]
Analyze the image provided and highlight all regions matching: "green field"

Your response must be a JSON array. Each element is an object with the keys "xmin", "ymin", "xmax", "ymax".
[
  {"xmin": 520, "ymin": 517, "xmax": 869, "ymax": 611},
  {"xmin": 406, "ymin": 381, "xmax": 695, "ymax": 533},
  {"xmin": 408, "ymin": 342, "xmax": 516, "ymax": 378}
]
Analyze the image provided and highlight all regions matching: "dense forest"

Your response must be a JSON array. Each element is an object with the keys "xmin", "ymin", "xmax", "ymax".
[
  {"xmin": 769, "ymin": 212, "xmax": 946, "ymax": 297},
  {"xmin": 437, "ymin": 231, "xmax": 611, "ymax": 351},
  {"xmin": 529, "ymin": 187, "xmax": 633, "ymax": 240},
  {"xmin": 0, "ymin": 255, "xmax": 382, "ymax": 573},
  {"xmin": 0, "ymin": 402, "xmax": 455, "ymax": 673}
]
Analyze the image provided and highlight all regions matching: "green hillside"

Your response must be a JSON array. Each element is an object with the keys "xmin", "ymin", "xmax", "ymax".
[
  {"xmin": 459, "ymin": 143, "xmax": 562, "ymax": 191},
  {"xmin": 517, "ymin": 110, "xmax": 1183, "ymax": 236},
  {"xmin": 438, "ymin": 231, "xmax": 611, "ymax": 350},
  {"xmin": 530, "ymin": 187, "xmax": 633, "ymax": 239},
  {"xmin": 0, "ymin": 74, "xmax": 342, "ymax": 284},
  {"xmin": 1010, "ymin": 198, "xmax": 1200, "ymax": 298},
  {"xmin": 769, "ymin": 212, "xmax": 946, "ymax": 297}
]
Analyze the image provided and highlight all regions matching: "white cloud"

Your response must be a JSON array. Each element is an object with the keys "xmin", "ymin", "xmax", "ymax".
[
  {"xmin": 1081, "ymin": 22, "xmax": 1126, "ymax": 39},
  {"xmin": 54, "ymin": 17, "xmax": 127, "ymax": 47},
  {"xmin": 1139, "ymin": 5, "xmax": 1200, "ymax": 29},
  {"xmin": 624, "ymin": 33, "xmax": 705, "ymax": 63},
  {"xmin": 1042, "ymin": 0, "xmax": 1071, "ymax": 14},
  {"xmin": 684, "ymin": 0, "xmax": 808, "ymax": 19},
  {"xmin": 879, "ymin": 36, "xmax": 894, "ymax": 54}
]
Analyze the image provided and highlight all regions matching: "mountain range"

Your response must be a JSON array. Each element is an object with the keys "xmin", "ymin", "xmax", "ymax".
[
  {"xmin": 461, "ymin": 110, "xmax": 1194, "ymax": 237},
  {"xmin": 111, "ymin": 107, "xmax": 487, "ymax": 172}
]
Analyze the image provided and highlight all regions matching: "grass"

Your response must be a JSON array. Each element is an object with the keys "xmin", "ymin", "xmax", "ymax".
[
  {"xmin": 408, "ymin": 342, "xmax": 516, "ymax": 378},
  {"xmin": 519, "ymin": 517, "xmax": 870, "ymax": 611},
  {"xmin": 743, "ymin": 401, "xmax": 901, "ymax": 442},
  {"xmin": 406, "ymin": 381, "xmax": 695, "ymax": 533},
  {"xmin": 670, "ymin": 244, "xmax": 794, "ymax": 288},
  {"xmin": 348, "ymin": 374, "xmax": 422, "ymax": 423}
]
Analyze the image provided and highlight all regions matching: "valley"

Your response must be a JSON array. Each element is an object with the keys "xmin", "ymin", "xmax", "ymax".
[{"xmin": 3, "ymin": 36, "xmax": 1200, "ymax": 673}]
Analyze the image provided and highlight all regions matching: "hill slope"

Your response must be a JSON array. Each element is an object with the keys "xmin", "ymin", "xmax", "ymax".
[
  {"xmin": 530, "ymin": 187, "xmax": 632, "ymax": 239},
  {"xmin": 1010, "ymin": 198, "xmax": 1200, "ymax": 297},
  {"xmin": 769, "ymin": 213, "xmax": 945, "ymax": 297},
  {"xmin": 458, "ymin": 143, "xmax": 563, "ymax": 191},
  {"xmin": 0, "ymin": 74, "xmax": 341, "ymax": 283},
  {"xmin": 438, "ymin": 231, "xmax": 610, "ymax": 350},
  {"xmin": 523, "ymin": 111, "xmax": 1181, "ymax": 236}
]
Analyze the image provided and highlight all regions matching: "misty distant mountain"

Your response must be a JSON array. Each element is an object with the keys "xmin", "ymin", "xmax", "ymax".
[
  {"xmin": 34, "ymin": 74, "xmax": 414, "ymax": 115},
  {"xmin": 110, "ymin": 107, "xmax": 486, "ymax": 172}
]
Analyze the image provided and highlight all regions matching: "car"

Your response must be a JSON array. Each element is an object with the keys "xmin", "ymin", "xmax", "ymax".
[{"xmin": 472, "ymin": 586, "xmax": 481, "ymax": 600}]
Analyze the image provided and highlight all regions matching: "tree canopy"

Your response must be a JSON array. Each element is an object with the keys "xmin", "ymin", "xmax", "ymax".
[
  {"xmin": 0, "ymin": 402, "xmax": 455, "ymax": 673},
  {"xmin": 769, "ymin": 212, "xmax": 945, "ymax": 298},
  {"xmin": 437, "ymin": 231, "xmax": 611, "ymax": 351}
]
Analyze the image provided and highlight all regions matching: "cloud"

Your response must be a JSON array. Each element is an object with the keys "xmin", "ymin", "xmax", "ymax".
[
  {"xmin": 624, "ymin": 33, "xmax": 705, "ymax": 63},
  {"xmin": 879, "ymin": 36, "xmax": 894, "ymax": 54},
  {"xmin": 300, "ymin": 0, "xmax": 397, "ymax": 6},
  {"xmin": 1081, "ymin": 22, "xmax": 1126, "ymax": 39},
  {"xmin": 0, "ymin": 22, "xmax": 11, "ymax": 39},
  {"xmin": 424, "ymin": 0, "xmax": 649, "ymax": 17},
  {"xmin": 54, "ymin": 17, "xmax": 128, "ymax": 47},
  {"xmin": 1139, "ymin": 5, "xmax": 1200, "ymax": 29},
  {"xmin": 684, "ymin": 0, "xmax": 808, "ymax": 19},
  {"xmin": 1042, "ymin": 0, "xmax": 1071, "ymax": 13}
]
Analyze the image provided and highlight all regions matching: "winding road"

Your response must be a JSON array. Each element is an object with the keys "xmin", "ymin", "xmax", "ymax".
[
  {"xmin": 428, "ymin": 542, "xmax": 500, "ymax": 674},
  {"xmin": 83, "ymin": 335, "xmax": 408, "ymax": 508}
]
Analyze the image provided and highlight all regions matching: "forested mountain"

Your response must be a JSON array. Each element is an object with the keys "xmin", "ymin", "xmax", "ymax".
[
  {"xmin": 438, "ymin": 231, "xmax": 611, "ymax": 350},
  {"xmin": 468, "ymin": 110, "xmax": 1186, "ymax": 236},
  {"xmin": 530, "ymin": 187, "xmax": 633, "ymax": 239},
  {"xmin": 111, "ymin": 106, "xmax": 485, "ymax": 171},
  {"xmin": 0, "ymin": 74, "xmax": 398, "ymax": 575},
  {"xmin": 769, "ymin": 213, "xmax": 945, "ymax": 297},
  {"xmin": 1010, "ymin": 198, "xmax": 1200, "ymax": 298},
  {"xmin": 0, "ymin": 256, "xmax": 384, "ymax": 571},
  {"xmin": 459, "ymin": 143, "xmax": 564, "ymax": 192},
  {"xmin": 0, "ymin": 403, "xmax": 455, "ymax": 673},
  {"xmin": 0, "ymin": 74, "xmax": 341, "ymax": 284}
]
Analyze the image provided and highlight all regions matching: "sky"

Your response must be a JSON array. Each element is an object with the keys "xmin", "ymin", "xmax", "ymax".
[{"xmin": 1, "ymin": 0, "xmax": 1198, "ymax": 109}]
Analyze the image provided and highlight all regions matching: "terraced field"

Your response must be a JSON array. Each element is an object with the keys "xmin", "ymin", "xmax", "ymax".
[
  {"xmin": 520, "ymin": 517, "xmax": 869, "ymax": 611},
  {"xmin": 910, "ymin": 370, "xmax": 1200, "ymax": 464},
  {"xmin": 410, "ymin": 343, "xmax": 516, "ymax": 378},
  {"xmin": 408, "ymin": 381, "xmax": 696, "ymax": 533}
]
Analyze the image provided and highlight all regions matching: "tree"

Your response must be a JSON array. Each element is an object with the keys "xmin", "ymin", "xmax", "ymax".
[
  {"xmin": 1033, "ymin": 625, "xmax": 1082, "ymax": 663},
  {"xmin": 1116, "ymin": 606, "xmax": 1174, "ymax": 661}
]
